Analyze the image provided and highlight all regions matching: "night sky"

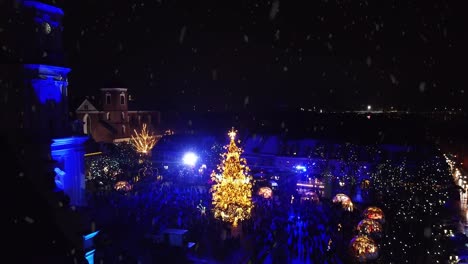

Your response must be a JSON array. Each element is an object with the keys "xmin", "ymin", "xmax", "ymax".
[{"xmin": 58, "ymin": 0, "xmax": 465, "ymax": 111}]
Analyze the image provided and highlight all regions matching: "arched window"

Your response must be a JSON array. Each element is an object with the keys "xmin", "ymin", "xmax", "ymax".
[
  {"xmin": 83, "ymin": 114, "xmax": 91, "ymax": 135},
  {"xmin": 122, "ymin": 125, "xmax": 126, "ymax": 135},
  {"xmin": 106, "ymin": 93, "xmax": 111, "ymax": 104},
  {"xmin": 120, "ymin": 93, "xmax": 125, "ymax": 105},
  {"xmin": 106, "ymin": 112, "xmax": 110, "ymax": 120},
  {"xmin": 121, "ymin": 112, "xmax": 125, "ymax": 120}
]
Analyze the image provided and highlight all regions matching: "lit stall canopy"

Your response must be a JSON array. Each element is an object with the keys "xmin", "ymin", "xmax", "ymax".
[
  {"xmin": 349, "ymin": 235, "xmax": 379, "ymax": 262},
  {"xmin": 363, "ymin": 206, "xmax": 385, "ymax": 223},
  {"xmin": 333, "ymin": 193, "xmax": 353, "ymax": 211},
  {"xmin": 333, "ymin": 193, "xmax": 351, "ymax": 203},
  {"xmin": 342, "ymin": 199, "xmax": 354, "ymax": 212},
  {"xmin": 258, "ymin": 186, "xmax": 273, "ymax": 199},
  {"xmin": 114, "ymin": 181, "xmax": 132, "ymax": 192},
  {"xmin": 357, "ymin": 219, "xmax": 383, "ymax": 237}
]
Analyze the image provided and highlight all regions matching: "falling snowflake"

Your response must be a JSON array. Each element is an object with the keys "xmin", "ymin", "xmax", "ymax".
[
  {"xmin": 389, "ymin": 74, "xmax": 398, "ymax": 85},
  {"xmin": 275, "ymin": 29, "xmax": 280, "ymax": 40},
  {"xmin": 366, "ymin": 56, "xmax": 372, "ymax": 67},
  {"xmin": 269, "ymin": 0, "xmax": 280, "ymax": 20},
  {"xmin": 179, "ymin": 26, "xmax": 187, "ymax": 44},
  {"xmin": 419, "ymin": 82, "xmax": 426, "ymax": 92}
]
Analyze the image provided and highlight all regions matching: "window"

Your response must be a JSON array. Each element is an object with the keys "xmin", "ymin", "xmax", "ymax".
[
  {"xmin": 106, "ymin": 112, "xmax": 110, "ymax": 120},
  {"xmin": 84, "ymin": 115, "xmax": 91, "ymax": 135},
  {"xmin": 84, "ymin": 104, "xmax": 88, "ymax": 110},
  {"xmin": 106, "ymin": 93, "xmax": 111, "ymax": 104},
  {"xmin": 122, "ymin": 125, "xmax": 126, "ymax": 135},
  {"xmin": 120, "ymin": 93, "xmax": 125, "ymax": 105},
  {"xmin": 121, "ymin": 112, "xmax": 125, "ymax": 120}
]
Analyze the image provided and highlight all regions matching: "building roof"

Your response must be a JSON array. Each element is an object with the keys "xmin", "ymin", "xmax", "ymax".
[{"xmin": 76, "ymin": 98, "xmax": 98, "ymax": 112}]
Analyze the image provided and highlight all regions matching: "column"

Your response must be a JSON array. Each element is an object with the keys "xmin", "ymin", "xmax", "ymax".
[{"xmin": 51, "ymin": 136, "xmax": 89, "ymax": 206}]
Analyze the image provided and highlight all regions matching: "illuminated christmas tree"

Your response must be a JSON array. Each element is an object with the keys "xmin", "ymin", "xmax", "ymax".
[
  {"xmin": 210, "ymin": 128, "xmax": 253, "ymax": 227},
  {"xmin": 130, "ymin": 123, "xmax": 158, "ymax": 155}
]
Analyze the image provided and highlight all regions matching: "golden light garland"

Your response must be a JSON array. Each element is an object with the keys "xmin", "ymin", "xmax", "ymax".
[
  {"xmin": 363, "ymin": 206, "xmax": 385, "ymax": 222},
  {"xmin": 258, "ymin": 187, "xmax": 273, "ymax": 199},
  {"xmin": 342, "ymin": 200, "xmax": 354, "ymax": 212},
  {"xmin": 114, "ymin": 181, "xmax": 132, "ymax": 192},
  {"xmin": 332, "ymin": 193, "xmax": 351, "ymax": 203},
  {"xmin": 332, "ymin": 193, "xmax": 354, "ymax": 211},
  {"xmin": 130, "ymin": 123, "xmax": 158, "ymax": 154},
  {"xmin": 357, "ymin": 219, "xmax": 383, "ymax": 236},
  {"xmin": 349, "ymin": 235, "xmax": 379, "ymax": 261},
  {"xmin": 210, "ymin": 128, "xmax": 253, "ymax": 227}
]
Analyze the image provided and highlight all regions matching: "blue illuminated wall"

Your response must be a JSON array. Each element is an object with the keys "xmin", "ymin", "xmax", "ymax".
[
  {"xmin": 24, "ymin": 64, "xmax": 70, "ymax": 104},
  {"xmin": 23, "ymin": 64, "xmax": 71, "ymax": 139},
  {"xmin": 51, "ymin": 136, "xmax": 89, "ymax": 206}
]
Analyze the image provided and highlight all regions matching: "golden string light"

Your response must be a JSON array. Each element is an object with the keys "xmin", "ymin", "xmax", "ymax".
[
  {"xmin": 130, "ymin": 123, "xmax": 157, "ymax": 154},
  {"xmin": 210, "ymin": 128, "xmax": 253, "ymax": 227},
  {"xmin": 350, "ymin": 235, "xmax": 379, "ymax": 261}
]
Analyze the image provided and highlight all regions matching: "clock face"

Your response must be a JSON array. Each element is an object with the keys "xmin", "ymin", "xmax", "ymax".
[{"xmin": 42, "ymin": 22, "xmax": 52, "ymax": 34}]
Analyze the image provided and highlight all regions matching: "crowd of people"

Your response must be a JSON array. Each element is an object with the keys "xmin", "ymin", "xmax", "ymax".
[
  {"xmin": 245, "ymin": 194, "xmax": 361, "ymax": 264},
  {"xmin": 85, "ymin": 181, "xmax": 214, "ymax": 263},
  {"xmin": 82, "ymin": 175, "xmax": 371, "ymax": 263}
]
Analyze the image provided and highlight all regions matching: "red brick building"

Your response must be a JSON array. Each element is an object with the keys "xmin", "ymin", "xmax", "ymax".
[{"xmin": 75, "ymin": 88, "xmax": 160, "ymax": 143}]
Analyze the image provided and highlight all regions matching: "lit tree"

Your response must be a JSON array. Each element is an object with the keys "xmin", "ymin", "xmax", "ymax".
[
  {"xmin": 130, "ymin": 123, "xmax": 158, "ymax": 155},
  {"xmin": 210, "ymin": 128, "xmax": 253, "ymax": 227}
]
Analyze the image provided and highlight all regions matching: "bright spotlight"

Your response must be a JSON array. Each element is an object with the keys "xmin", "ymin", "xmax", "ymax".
[{"xmin": 183, "ymin": 152, "xmax": 198, "ymax": 166}]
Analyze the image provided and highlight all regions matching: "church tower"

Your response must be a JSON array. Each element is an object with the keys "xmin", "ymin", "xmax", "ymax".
[
  {"xmin": 101, "ymin": 87, "xmax": 131, "ymax": 139},
  {"xmin": 9, "ymin": 1, "xmax": 89, "ymax": 207},
  {"xmin": 2, "ymin": 2, "xmax": 97, "ymax": 263}
]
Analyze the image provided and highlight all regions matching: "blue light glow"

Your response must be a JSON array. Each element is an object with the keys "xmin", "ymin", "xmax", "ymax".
[
  {"xmin": 83, "ymin": 230, "xmax": 100, "ymax": 241},
  {"xmin": 24, "ymin": 64, "xmax": 71, "ymax": 75},
  {"xmin": 84, "ymin": 249, "xmax": 96, "ymax": 264},
  {"xmin": 23, "ymin": 1, "xmax": 64, "ymax": 15},
  {"xmin": 54, "ymin": 167, "xmax": 65, "ymax": 190},
  {"xmin": 51, "ymin": 137, "xmax": 88, "ymax": 149},
  {"xmin": 295, "ymin": 165, "xmax": 307, "ymax": 172}
]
